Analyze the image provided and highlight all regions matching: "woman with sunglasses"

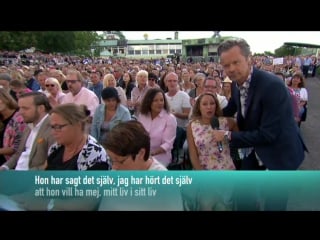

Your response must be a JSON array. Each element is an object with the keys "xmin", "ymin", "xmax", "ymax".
[{"xmin": 44, "ymin": 77, "xmax": 66, "ymax": 108}]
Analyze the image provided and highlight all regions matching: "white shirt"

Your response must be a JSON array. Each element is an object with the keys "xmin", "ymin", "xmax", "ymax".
[
  {"xmin": 165, "ymin": 91, "xmax": 191, "ymax": 129},
  {"xmin": 15, "ymin": 114, "xmax": 49, "ymax": 171},
  {"xmin": 149, "ymin": 158, "xmax": 168, "ymax": 170},
  {"xmin": 217, "ymin": 94, "xmax": 228, "ymax": 109}
]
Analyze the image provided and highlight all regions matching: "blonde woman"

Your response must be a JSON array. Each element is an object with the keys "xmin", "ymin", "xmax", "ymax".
[
  {"xmin": 45, "ymin": 77, "xmax": 66, "ymax": 107},
  {"xmin": 102, "ymin": 73, "xmax": 127, "ymax": 106},
  {"xmin": 47, "ymin": 103, "xmax": 110, "ymax": 170},
  {"xmin": 188, "ymin": 72, "xmax": 205, "ymax": 107},
  {"xmin": 49, "ymin": 70, "xmax": 68, "ymax": 93},
  {"xmin": 180, "ymin": 69, "xmax": 195, "ymax": 94},
  {"xmin": 130, "ymin": 70, "xmax": 150, "ymax": 117}
]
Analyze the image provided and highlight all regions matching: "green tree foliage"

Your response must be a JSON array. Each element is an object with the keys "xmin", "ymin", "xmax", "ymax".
[
  {"xmin": 0, "ymin": 31, "xmax": 37, "ymax": 51},
  {"xmin": 36, "ymin": 31, "xmax": 75, "ymax": 53},
  {"xmin": 253, "ymin": 52, "xmax": 275, "ymax": 57},
  {"xmin": 74, "ymin": 31, "xmax": 101, "ymax": 56},
  {"xmin": 0, "ymin": 31, "xmax": 101, "ymax": 55},
  {"xmin": 263, "ymin": 51, "xmax": 275, "ymax": 57},
  {"xmin": 274, "ymin": 45, "xmax": 301, "ymax": 57},
  {"xmin": 114, "ymin": 31, "xmax": 126, "ymax": 40}
]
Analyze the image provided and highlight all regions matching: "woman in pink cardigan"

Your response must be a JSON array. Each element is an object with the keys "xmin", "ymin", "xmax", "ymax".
[{"xmin": 138, "ymin": 88, "xmax": 177, "ymax": 167}]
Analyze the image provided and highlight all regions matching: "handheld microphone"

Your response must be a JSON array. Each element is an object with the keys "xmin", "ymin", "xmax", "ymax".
[{"xmin": 210, "ymin": 117, "xmax": 223, "ymax": 153}]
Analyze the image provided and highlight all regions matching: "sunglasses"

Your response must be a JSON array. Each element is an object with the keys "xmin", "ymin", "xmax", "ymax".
[{"xmin": 45, "ymin": 84, "xmax": 55, "ymax": 87}]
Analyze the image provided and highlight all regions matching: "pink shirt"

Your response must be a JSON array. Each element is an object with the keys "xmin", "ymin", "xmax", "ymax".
[
  {"xmin": 61, "ymin": 87, "xmax": 99, "ymax": 117},
  {"xmin": 138, "ymin": 109, "xmax": 177, "ymax": 167}
]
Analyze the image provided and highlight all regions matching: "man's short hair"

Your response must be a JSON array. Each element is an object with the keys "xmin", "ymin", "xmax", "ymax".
[{"xmin": 0, "ymin": 73, "xmax": 12, "ymax": 82}]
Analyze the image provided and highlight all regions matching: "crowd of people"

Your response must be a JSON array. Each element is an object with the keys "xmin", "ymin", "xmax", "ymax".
[{"xmin": 0, "ymin": 38, "xmax": 315, "ymax": 211}]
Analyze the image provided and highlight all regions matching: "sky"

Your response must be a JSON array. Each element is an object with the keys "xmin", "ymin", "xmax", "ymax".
[{"xmin": 120, "ymin": 31, "xmax": 320, "ymax": 54}]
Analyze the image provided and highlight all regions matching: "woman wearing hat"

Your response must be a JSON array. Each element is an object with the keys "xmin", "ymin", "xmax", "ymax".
[
  {"xmin": 91, "ymin": 87, "xmax": 131, "ymax": 144},
  {"xmin": 221, "ymin": 77, "xmax": 232, "ymax": 101}
]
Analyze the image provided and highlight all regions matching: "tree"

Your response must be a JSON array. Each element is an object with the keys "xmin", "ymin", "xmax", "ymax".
[
  {"xmin": 36, "ymin": 31, "xmax": 75, "ymax": 53},
  {"xmin": 0, "ymin": 31, "xmax": 101, "ymax": 55},
  {"xmin": 74, "ymin": 31, "xmax": 101, "ymax": 55},
  {"xmin": 274, "ymin": 44, "xmax": 300, "ymax": 57},
  {"xmin": 263, "ymin": 51, "xmax": 275, "ymax": 57},
  {"xmin": 0, "ymin": 31, "xmax": 37, "ymax": 51},
  {"xmin": 113, "ymin": 31, "xmax": 126, "ymax": 40}
]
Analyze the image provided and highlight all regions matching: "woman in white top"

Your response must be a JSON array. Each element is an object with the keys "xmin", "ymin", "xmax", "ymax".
[{"xmin": 288, "ymin": 72, "xmax": 308, "ymax": 127}]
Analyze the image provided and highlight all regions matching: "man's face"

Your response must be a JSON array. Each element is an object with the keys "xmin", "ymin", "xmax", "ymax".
[
  {"xmin": 66, "ymin": 73, "xmax": 82, "ymax": 96},
  {"xmin": 90, "ymin": 73, "xmax": 100, "ymax": 84},
  {"xmin": 220, "ymin": 46, "xmax": 251, "ymax": 86},
  {"xmin": 203, "ymin": 79, "xmax": 217, "ymax": 94},
  {"xmin": 18, "ymin": 96, "xmax": 39, "ymax": 124},
  {"xmin": 0, "ymin": 80, "xmax": 9, "ymax": 90}
]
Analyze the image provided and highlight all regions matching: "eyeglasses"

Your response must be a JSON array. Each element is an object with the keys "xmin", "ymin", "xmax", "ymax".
[
  {"xmin": 66, "ymin": 80, "xmax": 79, "ymax": 84},
  {"xmin": 110, "ymin": 155, "xmax": 130, "ymax": 165},
  {"xmin": 50, "ymin": 124, "xmax": 69, "ymax": 131},
  {"xmin": 204, "ymin": 85, "xmax": 217, "ymax": 89},
  {"xmin": 167, "ymin": 79, "xmax": 178, "ymax": 82},
  {"xmin": 45, "ymin": 84, "xmax": 55, "ymax": 87}
]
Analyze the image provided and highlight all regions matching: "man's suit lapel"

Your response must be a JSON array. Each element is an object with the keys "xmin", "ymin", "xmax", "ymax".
[
  {"xmin": 29, "ymin": 117, "xmax": 50, "ymax": 164},
  {"xmin": 232, "ymin": 81, "xmax": 241, "ymax": 111},
  {"xmin": 244, "ymin": 72, "xmax": 257, "ymax": 118}
]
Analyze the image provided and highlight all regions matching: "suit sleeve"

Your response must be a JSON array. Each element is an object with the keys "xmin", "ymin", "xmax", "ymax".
[
  {"xmin": 223, "ymin": 97, "xmax": 237, "ymax": 117},
  {"xmin": 230, "ymin": 80, "xmax": 290, "ymax": 148}
]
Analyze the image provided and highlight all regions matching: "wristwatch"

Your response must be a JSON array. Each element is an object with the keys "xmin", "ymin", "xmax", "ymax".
[
  {"xmin": 224, "ymin": 131, "xmax": 231, "ymax": 141},
  {"xmin": 47, "ymin": 199, "xmax": 55, "ymax": 211}
]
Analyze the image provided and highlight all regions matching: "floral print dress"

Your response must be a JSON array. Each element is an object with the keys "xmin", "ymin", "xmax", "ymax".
[{"xmin": 190, "ymin": 118, "xmax": 235, "ymax": 170}]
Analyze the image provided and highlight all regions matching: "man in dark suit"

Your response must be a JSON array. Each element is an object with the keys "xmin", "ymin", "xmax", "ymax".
[{"xmin": 212, "ymin": 39, "xmax": 308, "ymax": 210}]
